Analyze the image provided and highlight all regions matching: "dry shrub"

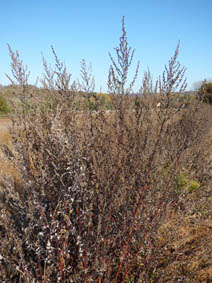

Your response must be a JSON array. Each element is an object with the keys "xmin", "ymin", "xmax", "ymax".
[{"xmin": 0, "ymin": 17, "xmax": 212, "ymax": 282}]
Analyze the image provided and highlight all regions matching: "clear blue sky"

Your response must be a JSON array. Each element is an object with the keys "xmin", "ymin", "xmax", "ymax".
[{"xmin": 0, "ymin": 0, "xmax": 211, "ymax": 91}]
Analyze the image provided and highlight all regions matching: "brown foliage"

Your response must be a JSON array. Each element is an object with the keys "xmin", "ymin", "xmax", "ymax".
[{"xmin": 0, "ymin": 17, "xmax": 212, "ymax": 282}]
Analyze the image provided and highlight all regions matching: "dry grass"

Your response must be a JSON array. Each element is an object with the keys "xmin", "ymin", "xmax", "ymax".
[
  {"xmin": 0, "ymin": 118, "xmax": 11, "ymax": 140},
  {"xmin": 156, "ymin": 214, "xmax": 212, "ymax": 282},
  {"xmin": 0, "ymin": 118, "xmax": 17, "ymax": 179}
]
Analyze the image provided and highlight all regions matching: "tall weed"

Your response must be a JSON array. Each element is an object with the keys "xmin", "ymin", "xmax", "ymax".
[{"xmin": 0, "ymin": 17, "xmax": 211, "ymax": 282}]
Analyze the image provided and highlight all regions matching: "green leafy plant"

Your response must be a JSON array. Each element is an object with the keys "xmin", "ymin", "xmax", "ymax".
[
  {"xmin": 176, "ymin": 173, "xmax": 200, "ymax": 193},
  {"xmin": 0, "ymin": 94, "xmax": 10, "ymax": 114}
]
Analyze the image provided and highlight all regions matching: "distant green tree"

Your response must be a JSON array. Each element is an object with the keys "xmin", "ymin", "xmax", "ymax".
[{"xmin": 198, "ymin": 80, "xmax": 212, "ymax": 104}]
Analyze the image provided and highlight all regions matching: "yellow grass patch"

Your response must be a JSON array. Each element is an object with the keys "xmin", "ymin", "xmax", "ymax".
[
  {"xmin": 0, "ymin": 118, "xmax": 18, "ymax": 179},
  {"xmin": 0, "ymin": 160, "xmax": 19, "ymax": 179},
  {"xmin": 0, "ymin": 128, "xmax": 12, "ymax": 146},
  {"xmin": 0, "ymin": 118, "xmax": 12, "ymax": 145},
  {"xmin": 157, "ymin": 215, "xmax": 212, "ymax": 281}
]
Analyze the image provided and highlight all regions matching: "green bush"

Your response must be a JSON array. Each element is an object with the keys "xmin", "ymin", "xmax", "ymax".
[
  {"xmin": 0, "ymin": 93, "xmax": 10, "ymax": 114},
  {"xmin": 198, "ymin": 81, "xmax": 212, "ymax": 104}
]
